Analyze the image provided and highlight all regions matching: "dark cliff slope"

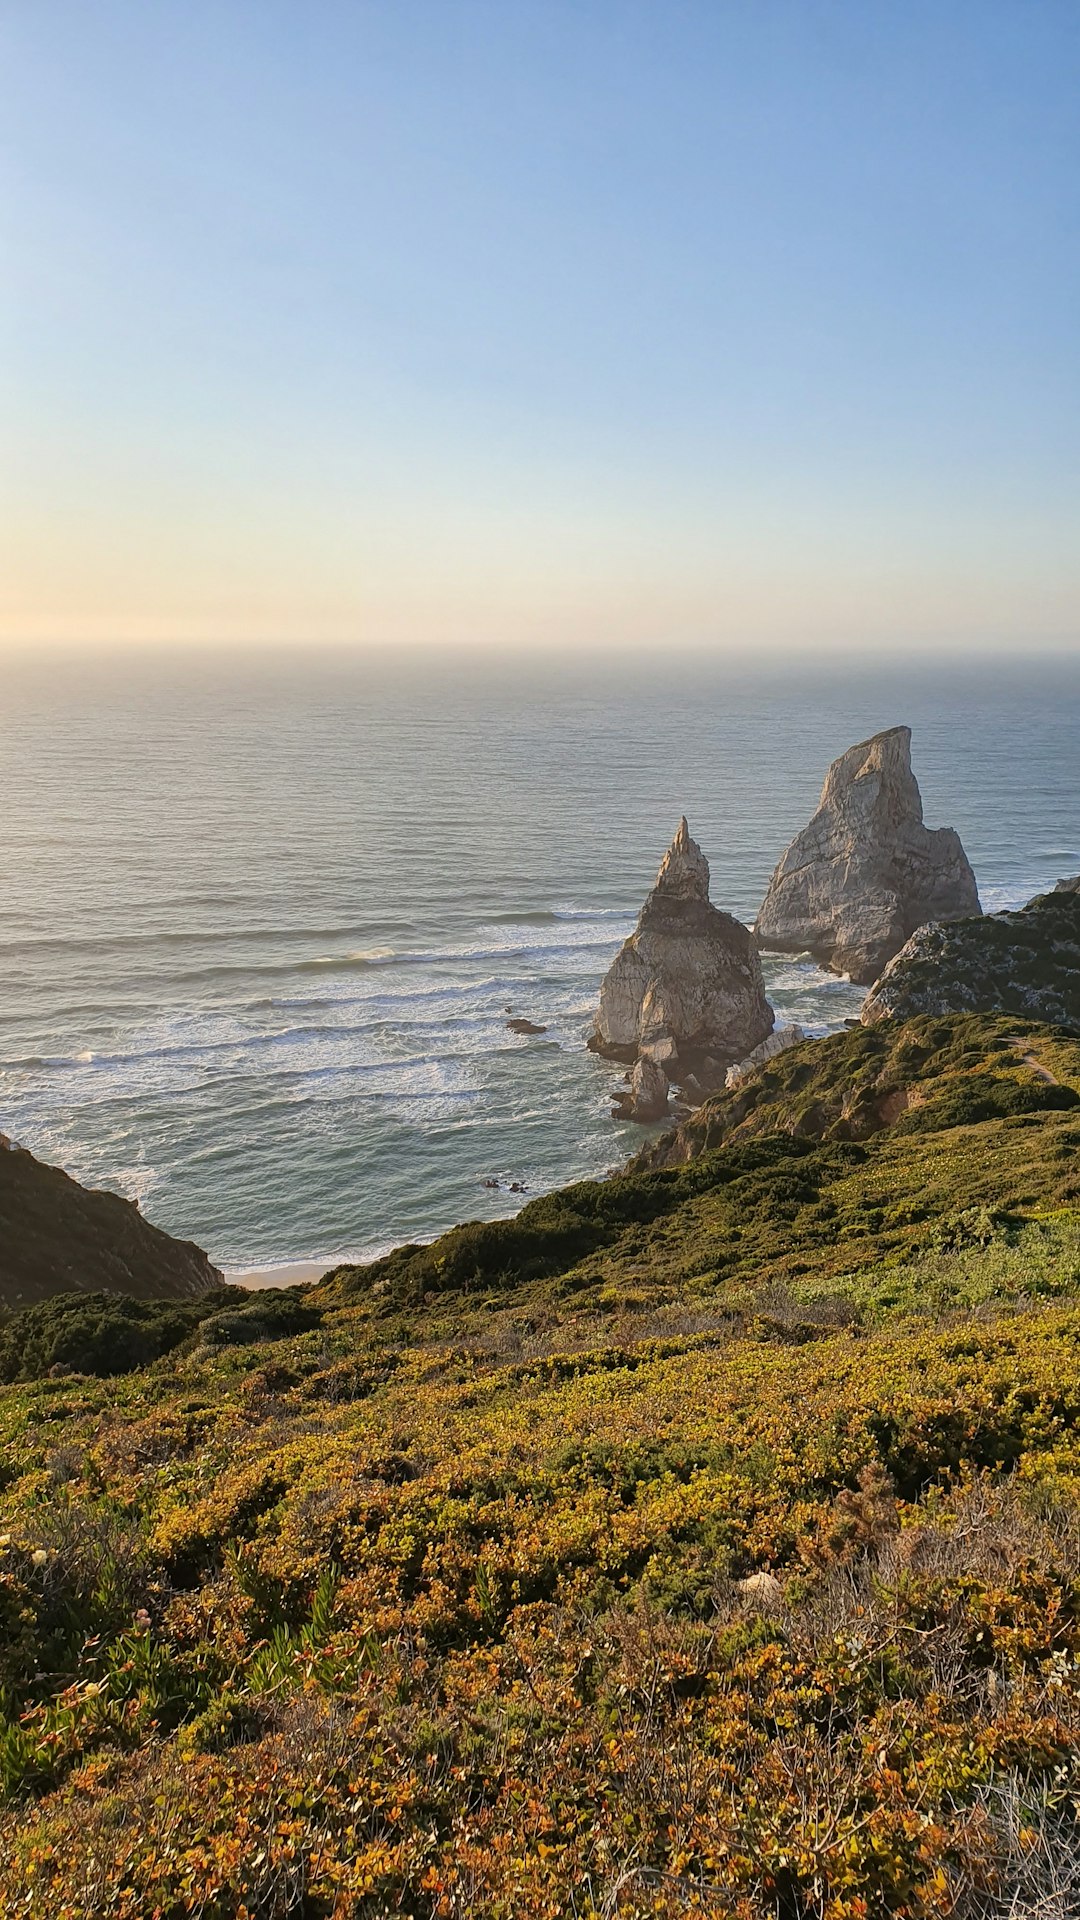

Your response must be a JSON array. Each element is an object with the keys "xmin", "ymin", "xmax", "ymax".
[
  {"xmin": 0, "ymin": 1137, "xmax": 221, "ymax": 1309},
  {"xmin": 862, "ymin": 876, "xmax": 1080, "ymax": 1026}
]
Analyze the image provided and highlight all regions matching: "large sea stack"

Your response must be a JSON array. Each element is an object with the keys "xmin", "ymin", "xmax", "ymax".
[
  {"xmin": 862, "ymin": 876, "xmax": 1080, "ymax": 1028},
  {"xmin": 590, "ymin": 819, "xmax": 774, "ymax": 1118},
  {"xmin": 0, "ymin": 1135, "xmax": 222, "ymax": 1311},
  {"xmin": 755, "ymin": 726, "xmax": 980, "ymax": 985}
]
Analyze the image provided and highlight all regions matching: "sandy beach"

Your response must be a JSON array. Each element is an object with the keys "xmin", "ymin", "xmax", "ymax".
[{"xmin": 224, "ymin": 1258, "xmax": 333, "ymax": 1290}]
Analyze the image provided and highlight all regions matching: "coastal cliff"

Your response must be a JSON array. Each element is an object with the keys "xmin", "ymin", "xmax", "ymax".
[
  {"xmin": 0, "ymin": 1135, "xmax": 222, "ymax": 1310},
  {"xmin": 862, "ymin": 875, "xmax": 1080, "ymax": 1026}
]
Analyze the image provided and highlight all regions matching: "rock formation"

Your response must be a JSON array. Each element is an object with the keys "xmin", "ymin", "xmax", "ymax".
[
  {"xmin": 591, "ymin": 818, "xmax": 774, "ymax": 1118},
  {"xmin": 0, "ymin": 1137, "xmax": 222, "ymax": 1311},
  {"xmin": 612, "ymin": 1053, "xmax": 671, "ymax": 1124},
  {"xmin": 725, "ymin": 1023, "xmax": 807, "ymax": 1090},
  {"xmin": 862, "ymin": 877, "xmax": 1080, "ymax": 1028},
  {"xmin": 755, "ymin": 726, "xmax": 980, "ymax": 985}
]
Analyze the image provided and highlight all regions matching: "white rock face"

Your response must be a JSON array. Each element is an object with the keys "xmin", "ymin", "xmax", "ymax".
[
  {"xmin": 592, "ymin": 819, "xmax": 774, "ymax": 1118},
  {"xmin": 755, "ymin": 727, "xmax": 980, "ymax": 986},
  {"xmin": 725, "ymin": 1024, "xmax": 807, "ymax": 1090}
]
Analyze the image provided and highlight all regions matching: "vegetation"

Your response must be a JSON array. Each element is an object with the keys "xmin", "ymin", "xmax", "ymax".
[
  {"xmin": 0, "ymin": 1290, "xmax": 228, "ymax": 1384},
  {"xmin": 2, "ymin": 1013, "xmax": 1080, "ymax": 1915},
  {"xmin": 0, "ymin": 1288, "xmax": 321, "ymax": 1385}
]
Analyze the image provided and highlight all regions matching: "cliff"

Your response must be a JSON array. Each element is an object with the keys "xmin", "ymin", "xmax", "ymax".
[{"xmin": 0, "ymin": 1136, "xmax": 222, "ymax": 1310}]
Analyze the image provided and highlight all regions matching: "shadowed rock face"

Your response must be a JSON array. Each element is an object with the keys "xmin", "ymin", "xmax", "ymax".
[
  {"xmin": 755, "ymin": 726, "xmax": 980, "ymax": 985},
  {"xmin": 591, "ymin": 819, "xmax": 774, "ymax": 1115},
  {"xmin": 862, "ymin": 877, "xmax": 1080, "ymax": 1028},
  {"xmin": 0, "ymin": 1137, "xmax": 222, "ymax": 1311},
  {"xmin": 612, "ymin": 1053, "xmax": 670, "ymax": 1124}
]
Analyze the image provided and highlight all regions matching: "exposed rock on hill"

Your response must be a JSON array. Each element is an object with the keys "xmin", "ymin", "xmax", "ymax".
[
  {"xmin": 725, "ymin": 1023, "xmax": 807, "ymax": 1090},
  {"xmin": 755, "ymin": 726, "xmax": 980, "ymax": 984},
  {"xmin": 862, "ymin": 878, "xmax": 1080, "ymax": 1028},
  {"xmin": 590, "ymin": 818, "xmax": 773, "ymax": 1117},
  {"xmin": 0, "ymin": 1137, "xmax": 222, "ymax": 1310}
]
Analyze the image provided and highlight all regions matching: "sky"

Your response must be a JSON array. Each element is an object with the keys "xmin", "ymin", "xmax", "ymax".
[{"xmin": 2, "ymin": 0, "xmax": 1078, "ymax": 656}]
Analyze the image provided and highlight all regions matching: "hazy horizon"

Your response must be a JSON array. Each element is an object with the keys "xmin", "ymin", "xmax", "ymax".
[{"xmin": 3, "ymin": 1, "xmax": 1079, "ymax": 658}]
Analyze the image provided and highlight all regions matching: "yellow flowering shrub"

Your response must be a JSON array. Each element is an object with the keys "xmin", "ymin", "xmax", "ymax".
[{"xmin": 0, "ymin": 1014, "xmax": 1079, "ymax": 1914}]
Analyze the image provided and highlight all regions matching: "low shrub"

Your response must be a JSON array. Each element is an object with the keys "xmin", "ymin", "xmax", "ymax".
[
  {"xmin": 196, "ymin": 1289, "xmax": 323, "ymax": 1347},
  {"xmin": 0, "ymin": 1288, "xmax": 235, "ymax": 1382}
]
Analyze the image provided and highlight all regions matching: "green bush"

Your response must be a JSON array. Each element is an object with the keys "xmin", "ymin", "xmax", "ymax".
[
  {"xmin": 196, "ymin": 1289, "xmax": 323, "ymax": 1346},
  {"xmin": 0, "ymin": 1288, "xmax": 235, "ymax": 1382}
]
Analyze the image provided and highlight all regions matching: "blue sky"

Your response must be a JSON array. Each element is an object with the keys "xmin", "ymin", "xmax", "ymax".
[{"xmin": 2, "ymin": 0, "xmax": 1078, "ymax": 651}]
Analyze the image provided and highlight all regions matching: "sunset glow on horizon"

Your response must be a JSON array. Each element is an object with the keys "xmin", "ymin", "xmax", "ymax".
[{"xmin": 3, "ymin": 1, "xmax": 1078, "ymax": 657}]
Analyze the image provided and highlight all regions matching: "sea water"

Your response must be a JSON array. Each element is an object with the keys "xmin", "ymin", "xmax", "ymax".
[{"xmin": 1, "ymin": 648, "xmax": 1077, "ymax": 1272}]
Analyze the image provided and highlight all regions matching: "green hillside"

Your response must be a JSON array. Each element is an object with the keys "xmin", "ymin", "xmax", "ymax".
[{"xmin": 2, "ymin": 1013, "xmax": 1080, "ymax": 1917}]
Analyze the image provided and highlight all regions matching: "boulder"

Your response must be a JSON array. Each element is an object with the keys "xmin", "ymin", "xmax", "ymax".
[
  {"xmin": 755, "ymin": 727, "xmax": 980, "ymax": 985},
  {"xmin": 591, "ymin": 819, "xmax": 774, "ymax": 1112},
  {"xmin": 862, "ymin": 877, "xmax": 1080, "ymax": 1027},
  {"xmin": 737, "ymin": 1571, "xmax": 783, "ymax": 1610},
  {"xmin": 612, "ymin": 1052, "xmax": 671, "ymax": 1123}
]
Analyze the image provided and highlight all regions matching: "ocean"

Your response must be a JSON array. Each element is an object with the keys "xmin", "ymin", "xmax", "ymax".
[{"xmin": 1, "ymin": 648, "xmax": 1077, "ymax": 1275}]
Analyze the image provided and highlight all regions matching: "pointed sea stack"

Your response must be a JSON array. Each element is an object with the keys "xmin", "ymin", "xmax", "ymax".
[
  {"xmin": 591, "ymin": 819, "xmax": 774, "ymax": 1118},
  {"xmin": 755, "ymin": 726, "xmax": 980, "ymax": 986}
]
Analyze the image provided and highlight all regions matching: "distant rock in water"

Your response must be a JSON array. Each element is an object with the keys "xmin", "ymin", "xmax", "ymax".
[
  {"xmin": 755, "ymin": 726, "xmax": 980, "ymax": 985},
  {"xmin": 591, "ymin": 818, "xmax": 774, "ymax": 1119},
  {"xmin": 0, "ymin": 1137, "xmax": 222, "ymax": 1311},
  {"xmin": 862, "ymin": 877, "xmax": 1080, "ymax": 1028}
]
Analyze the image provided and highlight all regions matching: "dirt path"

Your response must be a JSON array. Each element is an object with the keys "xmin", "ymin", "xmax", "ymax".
[{"xmin": 1004, "ymin": 1036, "xmax": 1060, "ymax": 1085}]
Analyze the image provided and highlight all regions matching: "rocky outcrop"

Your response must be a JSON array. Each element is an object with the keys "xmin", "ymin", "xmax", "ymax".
[
  {"xmin": 725, "ymin": 1024, "xmax": 807, "ymax": 1090},
  {"xmin": 862, "ymin": 878, "xmax": 1080, "ymax": 1028},
  {"xmin": 612, "ymin": 1053, "xmax": 671, "ymax": 1124},
  {"xmin": 591, "ymin": 819, "xmax": 774, "ymax": 1118},
  {"xmin": 0, "ymin": 1138, "xmax": 222, "ymax": 1311},
  {"xmin": 755, "ymin": 727, "xmax": 980, "ymax": 985}
]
